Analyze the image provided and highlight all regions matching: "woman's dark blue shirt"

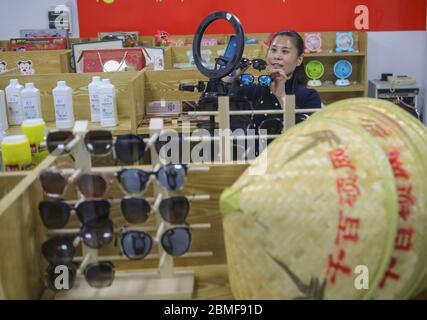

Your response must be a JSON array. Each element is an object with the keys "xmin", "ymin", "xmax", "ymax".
[{"xmin": 230, "ymin": 76, "xmax": 322, "ymax": 130}]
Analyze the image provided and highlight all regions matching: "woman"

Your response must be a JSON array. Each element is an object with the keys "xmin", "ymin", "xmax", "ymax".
[{"xmin": 227, "ymin": 30, "xmax": 322, "ymax": 131}]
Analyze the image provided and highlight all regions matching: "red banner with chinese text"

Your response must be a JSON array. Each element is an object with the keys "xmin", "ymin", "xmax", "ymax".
[{"xmin": 77, "ymin": 0, "xmax": 426, "ymax": 37}]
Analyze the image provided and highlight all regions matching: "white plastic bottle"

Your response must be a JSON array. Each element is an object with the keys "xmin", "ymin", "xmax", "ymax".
[
  {"xmin": 21, "ymin": 83, "xmax": 42, "ymax": 120},
  {"xmin": 52, "ymin": 81, "xmax": 75, "ymax": 129},
  {"xmin": 0, "ymin": 90, "xmax": 8, "ymax": 131},
  {"xmin": 88, "ymin": 76, "xmax": 102, "ymax": 122},
  {"xmin": 5, "ymin": 79, "xmax": 24, "ymax": 125},
  {"xmin": 99, "ymin": 79, "xmax": 118, "ymax": 127}
]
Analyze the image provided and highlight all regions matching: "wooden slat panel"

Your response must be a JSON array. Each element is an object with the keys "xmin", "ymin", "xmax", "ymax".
[
  {"xmin": 168, "ymin": 44, "xmax": 267, "ymax": 68},
  {"xmin": 0, "ymin": 173, "xmax": 26, "ymax": 200},
  {"xmin": 163, "ymin": 47, "xmax": 173, "ymax": 70},
  {"xmin": 0, "ymin": 50, "xmax": 71, "ymax": 74},
  {"xmin": 144, "ymin": 69, "xmax": 207, "ymax": 102},
  {"xmin": 6, "ymin": 118, "xmax": 133, "ymax": 137},
  {"xmin": 0, "ymin": 72, "xmax": 138, "ymax": 122},
  {"xmin": 0, "ymin": 40, "xmax": 10, "ymax": 51},
  {"xmin": 0, "ymin": 155, "xmax": 57, "ymax": 299},
  {"xmin": 139, "ymin": 36, "xmax": 155, "ymax": 47},
  {"xmin": 134, "ymin": 70, "xmax": 145, "ymax": 126}
]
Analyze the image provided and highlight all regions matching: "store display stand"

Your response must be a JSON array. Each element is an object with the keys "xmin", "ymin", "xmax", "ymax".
[
  {"xmin": 187, "ymin": 95, "xmax": 298, "ymax": 162},
  {"xmin": 55, "ymin": 120, "xmax": 209, "ymax": 300}
]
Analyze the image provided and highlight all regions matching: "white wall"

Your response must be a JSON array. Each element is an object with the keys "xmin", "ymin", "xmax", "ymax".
[
  {"xmin": 0, "ymin": 0, "xmax": 79, "ymax": 38},
  {"xmin": 367, "ymin": 31, "xmax": 426, "ymax": 121}
]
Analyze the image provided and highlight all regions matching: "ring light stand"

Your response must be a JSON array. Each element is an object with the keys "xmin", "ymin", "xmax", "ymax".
[
  {"xmin": 193, "ymin": 11, "xmax": 244, "ymax": 82},
  {"xmin": 182, "ymin": 11, "xmax": 245, "ymax": 132}
]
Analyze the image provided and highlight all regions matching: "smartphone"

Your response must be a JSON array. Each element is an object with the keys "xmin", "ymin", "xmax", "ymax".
[{"xmin": 217, "ymin": 35, "xmax": 237, "ymax": 68}]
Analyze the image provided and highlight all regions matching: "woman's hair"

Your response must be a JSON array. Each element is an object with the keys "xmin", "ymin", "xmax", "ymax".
[{"xmin": 268, "ymin": 30, "xmax": 308, "ymax": 87}]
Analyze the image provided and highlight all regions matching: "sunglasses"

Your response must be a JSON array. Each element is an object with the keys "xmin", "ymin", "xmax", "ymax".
[
  {"xmin": 47, "ymin": 130, "xmax": 147, "ymax": 164},
  {"xmin": 46, "ymin": 131, "xmax": 75, "ymax": 155},
  {"xmin": 121, "ymin": 196, "xmax": 190, "ymax": 225},
  {"xmin": 251, "ymin": 59, "xmax": 268, "ymax": 71},
  {"xmin": 80, "ymin": 218, "xmax": 114, "ymax": 249},
  {"xmin": 240, "ymin": 74, "xmax": 272, "ymax": 87},
  {"xmin": 39, "ymin": 199, "xmax": 111, "ymax": 229},
  {"xmin": 84, "ymin": 261, "xmax": 115, "ymax": 288},
  {"xmin": 41, "ymin": 235, "xmax": 77, "ymax": 265},
  {"xmin": 247, "ymin": 118, "xmax": 284, "ymax": 135},
  {"xmin": 120, "ymin": 226, "xmax": 192, "ymax": 260},
  {"xmin": 116, "ymin": 164, "xmax": 188, "ymax": 194},
  {"xmin": 39, "ymin": 168, "xmax": 112, "ymax": 199},
  {"xmin": 42, "ymin": 221, "xmax": 114, "ymax": 263},
  {"xmin": 44, "ymin": 261, "xmax": 114, "ymax": 289}
]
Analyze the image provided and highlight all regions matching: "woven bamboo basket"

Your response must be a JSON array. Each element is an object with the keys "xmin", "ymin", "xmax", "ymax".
[
  {"xmin": 220, "ymin": 116, "xmax": 398, "ymax": 299},
  {"xmin": 312, "ymin": 99, "xmax": 427, "ymax": 299}
]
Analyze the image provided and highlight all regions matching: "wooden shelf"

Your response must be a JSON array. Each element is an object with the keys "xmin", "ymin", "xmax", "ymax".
[
  {"xmin": 40, "ymin": 264, "xmax": 233, "ymax": 300},
  {"xmin": 137, "ymin": 120, "xmax": 199, "ymax": 135},
  {"xmin": 308, "ymin": 83, "xmax": 365, "ymax": 93},
  {"xmin": 305, "ymin": 51, "xmax": 366, "ymax": 57},
  {"xmin": 6, "ymin": 118, "xmax": 132, "ymax": 136}
]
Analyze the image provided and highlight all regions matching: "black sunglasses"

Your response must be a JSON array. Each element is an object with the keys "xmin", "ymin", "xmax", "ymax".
[
  {"xmin": 42, "ymin": 220, "xmax": 114, "ymax": 264},
  {"xmin": 39, "ymin": 168, "xmax": 112, "ymax": 199},
  {"xmin": 84, "ymin": 262, "xmax": 115, "ymax": 288},
  {"xmin": 120, "ymin": 226, "xmax": 192, "ymax": 260},
  {"xmin": 46, "ymin": 131, "xmax": 75, "ymax": 155},
  {"xmin": 47, "ymin": 130, "xmax": 147, "ymax": 164},
  {"xmin": 39, "ymin": 199, "xmax": 111, "ymax": 229},
  {"xmin": 41, "ymin": 235, "xmax": 77, "ymax": 265},
  {"xmin": 121, "ymin": 196, "xmax": 190, "ymax": 225},
  {"xmin": 79, "ymin": 218, "xmax": 114, "ymax": 249},
  {"xmin": 247, "ymin": 117, "xmax": 284, "ymax": 135},
  {"xmin": 116, "ymin": 164, "xmax": 188, "ymax": 194}
]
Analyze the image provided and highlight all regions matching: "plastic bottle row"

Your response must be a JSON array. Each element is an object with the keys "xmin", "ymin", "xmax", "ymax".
[{"xmin": 0, "ymin": 76, "xmax": 119, "ymax": 131}]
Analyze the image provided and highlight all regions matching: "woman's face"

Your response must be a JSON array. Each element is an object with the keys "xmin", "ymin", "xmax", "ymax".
[{"xmin": 266, "ymin": 35, "xmax": 303, "ymax": 77}]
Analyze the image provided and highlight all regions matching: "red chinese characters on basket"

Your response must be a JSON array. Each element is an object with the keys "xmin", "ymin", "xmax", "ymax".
[
  {"xmin": 360, "ymin": 118, "xmax": 392, "ymax": 138},
  {"xmin": 328, "ymin": 147, "xmax": 356, "ymax": 171},
  {"xmin": 327, "ymin": 249, "xmax": 352, "ymax": 285},
  {"xmin": 335, "ymin": 209, "xmax": 360, "ymax": 245},
  {"xmin": 379, "ymin": 257, "xmax": 400, "ymax": 288},
  {"xmin": 326, "ymin": 147, "xmax": 361, "ymax": 285},
  {"xmin": 378, "ymin": 149, "xmax": 416, "ymax": 289}
]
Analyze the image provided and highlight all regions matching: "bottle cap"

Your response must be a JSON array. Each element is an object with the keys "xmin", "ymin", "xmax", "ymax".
[
  {"xmin": 21, "ymin": 118, "xmax": 46, "ymax": 145},
  {"xmin": 1, "ymin": 135, "xmax": 32, "ymax": 170}
]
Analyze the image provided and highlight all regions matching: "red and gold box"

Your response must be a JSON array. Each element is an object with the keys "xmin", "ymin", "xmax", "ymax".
[
  {"xmin": 10, "ymin": 37, "xmax": 68, "ymax": 51},
  {"xmin": 82, "ymin": 48, "xmax": 146, "ymax": 72}
]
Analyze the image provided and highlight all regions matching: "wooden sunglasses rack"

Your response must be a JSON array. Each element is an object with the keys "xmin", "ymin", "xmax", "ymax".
[{"xmin": 44, "ymin": 119, "xmax": 212, "ymax": 300}]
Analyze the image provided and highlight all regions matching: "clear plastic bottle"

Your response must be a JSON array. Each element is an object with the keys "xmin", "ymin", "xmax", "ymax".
[
  {"xmin": 5, "ymin": 79, "xmax": 24, "ymax": 125},
  {"xmin": 52, "ymin": 81, "xmax": 75, "ymax": 129},
  {"xmin": 99, "ymin": 79, "xmax": 118, "ymax": 127},
  {"xmin": 0, "ymin": 89, "xmax": 8, "ymax": 131},
  {"xmin": 88, "ymin": 76, "xmax": 102, "ymax": 122},
  {"xmin": 21, "ymin": 82, "xmax": 42, "ymax": 120}
]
